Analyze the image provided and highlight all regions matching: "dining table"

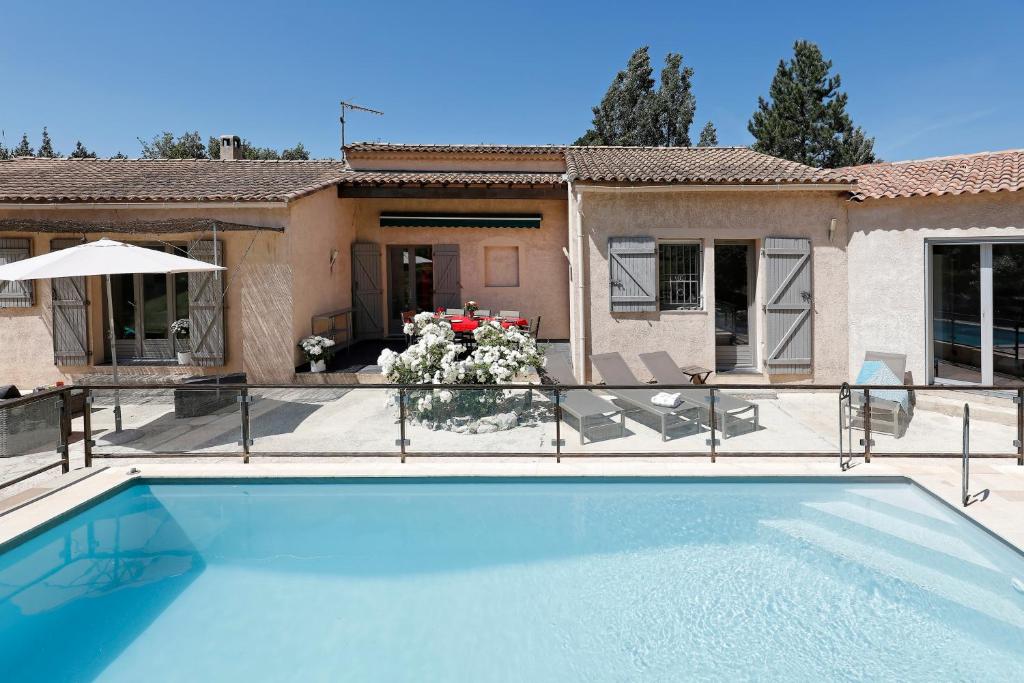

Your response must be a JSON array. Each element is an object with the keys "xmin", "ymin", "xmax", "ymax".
[{"xmin": 441, "ymin": 314, "xmax": 528, "ymax": 333}]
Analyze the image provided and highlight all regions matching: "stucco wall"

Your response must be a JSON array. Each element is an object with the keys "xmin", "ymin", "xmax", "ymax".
[
  {"xmin": 286, "ymin": 188, "xmax": 357, "ymax": 368},
  {"xmin": 0, "ymin": 205, "xmax": 292, "ymax": 389},
  {"xmin": 349, "ymin": 197, "xmax": 570, "ymax": 339},
  {"xmin": 577, "ymin": 189, "xmax": 850, "ymax": 384},
  {"xmin": 847, "ymin": 191, "xmax": 1024, "ymax": 384}
]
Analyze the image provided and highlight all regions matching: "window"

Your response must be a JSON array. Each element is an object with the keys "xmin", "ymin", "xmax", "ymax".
[
  {"xmin": 0, "ymin": 238, "xmax": 33, "ymax": 308},
  {"xmin": 658, "ymin": 242, "xmax": 702, "ymax": 310},
  {"xmin": 484, "ymin": 246, "xmax": 520, "ymax": 287}
]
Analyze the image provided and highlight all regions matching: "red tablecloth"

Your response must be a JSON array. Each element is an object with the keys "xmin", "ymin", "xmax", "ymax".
[{"xmin": 443, "ymin": 315, "xmax": 528, "ymax": 333}]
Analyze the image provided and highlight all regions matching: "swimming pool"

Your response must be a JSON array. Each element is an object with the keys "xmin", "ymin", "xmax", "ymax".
[{"xmin": 1, "ymin": 478, "xmax": 1023, "ymax": 680}]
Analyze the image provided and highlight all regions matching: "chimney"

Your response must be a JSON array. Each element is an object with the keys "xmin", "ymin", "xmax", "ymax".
[{"xmin": 219, "ymin": 134, "xmax": 242, "ymax": 160}]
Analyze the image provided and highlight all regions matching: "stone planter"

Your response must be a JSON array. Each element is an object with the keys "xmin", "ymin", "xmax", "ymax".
[
  {"xmin": 176, "ymin": 352, "xmax": 193, "ymax": 365},
  {"xmin": 310, "ymin": 359, "xmax": 327, "ymax": 373}
]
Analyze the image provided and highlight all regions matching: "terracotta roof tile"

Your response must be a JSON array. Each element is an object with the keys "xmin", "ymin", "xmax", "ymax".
[
  {"xmin": 0, "ymin": 157, "xmax": 350, "ymax": 203},
  {"xmin": 337, "ymin": 170, "xmax": 565, "ymax": 186},
  {"xmin": 565, "ymin": 146, "xmax": 853, "ymax": 185},
  {"xmin": 839, "ymin": 149, "xmax": 1024, "ymax": 200},
  {"xmin": 345, "ymin": 143, "xmax": 567, "ymax": 156}
]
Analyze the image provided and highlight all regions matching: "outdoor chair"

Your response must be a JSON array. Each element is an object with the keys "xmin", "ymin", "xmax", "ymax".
[
  {"xmin": 589, "ymin": 352, "xmax": 702, "ymax": 442},
  {"xmin": 529, "ymin": 316, "xmax": 541, "ymax": 338},
  {"xmin": 445, "ymin": 308, "xmax": 465, "ymax": 316},
  {"xmin": 543, "ymin": 353, "xmax": 625, "ymax": 444},
  {"xmin": 498, "ymin": 310, "xmax": 520, "ymax": 319},
  {"xmin": 848, "ymin": 351, "xmax": 913, "ymax": 438},
  {"xmin": 638, "ymin": 351, "xmax": 760, "ymax": 438},
  {"xmin": 474, "ymin": 309, "xmax": 491, "ymax": 317}
]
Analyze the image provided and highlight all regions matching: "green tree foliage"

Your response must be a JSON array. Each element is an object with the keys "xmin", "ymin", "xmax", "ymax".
[
  {"xmin": 576, "ymin": 47, "xmax": 696, "ymax": 147},
  {"xmin": 138, "ymin": 131, "xmax": 208, "ymax": 159},
  {"xmin": 37, "ymin": 127, "xmax": 57, "ymax": 157},
  {"xmin": 748, "ymin": 40, "xmax": 876, "ymax": 168},
  {"xmin": 697, "ymin": 121, "xmax": 719, "ymax": 147},
  {"xmin": 12, "ymin": 133, "xmax": 34, "ymax": 157},
  {"xmin": 281, "ymin": 142, "xmax": 310, "ymax": 160},
  {"xmin": 0, "ymin": 141, "xmax": 9, "ymax": 160},
  {"xmin": 656, "ymin": 53, "xmax": 696, "ymax": 146},
  {"xmin": 110, "ymin": 151, "xmax": 129, "ymax": 159},
  {"xmin": 70, "ymin": 141, "xmax": 97, "ymax": 158}
]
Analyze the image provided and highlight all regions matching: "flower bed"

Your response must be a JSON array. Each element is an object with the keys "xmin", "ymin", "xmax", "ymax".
[{"xmin": 377, "ymin": 312, "xmax": 543, "ymax": 431}]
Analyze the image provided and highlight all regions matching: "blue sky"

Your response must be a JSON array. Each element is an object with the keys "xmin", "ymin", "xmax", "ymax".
[{"xmin": 1, "ymin": 0, "xmax": 1021, "ymax": 162}]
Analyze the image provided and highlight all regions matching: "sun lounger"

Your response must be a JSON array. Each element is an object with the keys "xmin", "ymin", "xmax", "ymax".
[
  {"xmin": 849, "ymin": 351, "xmax": 913, "ymax": 438},
  {"xmin": 588, "ymin": 353, "xmax": 702, "ymax": 442},
  {"xmin": 638, "ymin": 351, "xmax": 760, "ymax": 439},
  {"xmin": 543, "ymin": 354, "xmax": 625, "ymax": 444}
]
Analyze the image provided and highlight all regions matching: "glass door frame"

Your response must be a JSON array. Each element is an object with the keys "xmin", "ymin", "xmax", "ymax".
[
  {"xmin": 927, "ymin": 238, "xmax": 1024, "ymax": 385},
  {"xmin": 104, "ymin": 242, "xmax": 189, "ymax": 361},
  {"xmin": 386, "ymin": 244, "xmax": 434, "ymax": 336}
]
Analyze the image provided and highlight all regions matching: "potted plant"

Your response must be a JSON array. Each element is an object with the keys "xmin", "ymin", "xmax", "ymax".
[
  {"xmin": 299, "ymin": 335, "xmax": 336, "ymax": 373},
  {"xmin": 465, "ymin": 300, "xmax": 479, "ymax": 317},
  {"xmin": 171, "ymin": 319, "xmax": 192, "ymax": 365}
]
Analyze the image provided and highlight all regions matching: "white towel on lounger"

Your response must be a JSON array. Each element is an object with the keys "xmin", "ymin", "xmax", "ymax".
[{"xmin": 651, "ymin": 392, "xmax": 681, "ymax": 408}]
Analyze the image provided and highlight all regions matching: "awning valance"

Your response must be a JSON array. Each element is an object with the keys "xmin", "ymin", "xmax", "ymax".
[{"xmin": 379, "ymin": 213, "xmax": 541, "ymax": 229}]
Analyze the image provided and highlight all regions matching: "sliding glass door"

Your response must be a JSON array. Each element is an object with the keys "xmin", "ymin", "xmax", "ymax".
[{"xmin": 930, "ymin": 242, "xmax": 1024, "ymax": 385}]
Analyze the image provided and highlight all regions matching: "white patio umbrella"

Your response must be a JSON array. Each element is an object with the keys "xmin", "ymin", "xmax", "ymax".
[{"xmin": 0, "ymin": 238, "xmax": 225, "ymax": 432}]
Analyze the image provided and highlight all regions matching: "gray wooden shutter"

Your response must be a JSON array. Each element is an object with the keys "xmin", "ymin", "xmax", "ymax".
[
  {"xmin": 188, "ymin": 239, "xmax": 225, "ymax": 366},
  {"xmin": 51, "ymin": 238, "xmax": 89, "ymax": 366},
  {"xmin": 608, "ymin": 236, "xmax": 657, "ymax": 312},
  {"xmin": 352, "ymin": 242, "xmax": 384, "ymax": 339},
  {"xmin": 0, "ymin": 238, "xmax": 33, "ymax": 308},
  {"xmin": 432, "ymin": 244, "xmax": 461, "ymax": 310},
  {"xmin": 764, "ymin": 236, "xmax": 812, "ymax": 375}
]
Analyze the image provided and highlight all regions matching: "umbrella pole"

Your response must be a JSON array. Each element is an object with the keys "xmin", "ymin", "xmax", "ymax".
[{"xmin": 104, "ymin": 274, "xmax": 123, "ymax": 432}]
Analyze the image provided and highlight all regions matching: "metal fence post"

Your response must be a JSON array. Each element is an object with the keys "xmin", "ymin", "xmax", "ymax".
[
  {"xmin": 861, "ymin": 389, "xmax": 872, "ymax": 463},
  {"xmin": 56, "ymin": 388, "xmax": 71, "ymax": 474},
  {"xmin": 238, "ymin": 388, "xmax": 252, "ymax": 464},
  {"xmin": 1016, "ymin": 388, "xmax": 1024, "ymax": 466},
  {"xmin": 398, "ymin": 388, "xmax": 408, "ymax": 463},
  {"xmin": 554, "ymin": 389, "xmax": 563, "ymax": 463},
  {"xmin": 82, "ymin": 388, "xmax": 93, "ymax": 468},
  {"xmin": 707, "ymin": 387, "xmax": 718, "ymax": 463}
]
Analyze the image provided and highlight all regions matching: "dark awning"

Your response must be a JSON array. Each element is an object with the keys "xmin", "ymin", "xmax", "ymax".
[{"xmin": 379, "ymin": 213, "xmax": 542, "ymax": 229}]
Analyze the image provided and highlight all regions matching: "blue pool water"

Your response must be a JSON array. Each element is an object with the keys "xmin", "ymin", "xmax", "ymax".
[{"xmin": 2, "ymin": 478, "xmax": 1023, "ymax": 681}]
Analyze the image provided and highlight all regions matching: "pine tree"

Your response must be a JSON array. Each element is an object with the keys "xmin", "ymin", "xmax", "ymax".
[
  {"xmin": 110, "ymin": 152, "xmax": 129, "ymax": 159},
  {"xmin": 656, "ymin": 53, "xmax": 696, "ymax": 146},
  {"xmin": 748, "ymin": 40, "xmax": 875, "ymax": 168},
  {"xmin": 697, "ymin": 121, "xmax": 718, "ymax": 147},
  {"xmin": 0, "ymin": 142, "xmax": 9, "ymax": 160},
  {"xmin": 12, "ymin": 133, "xmax": 33, "ymax": 157},
  {"xmin": 70, "ymin": 141, "xmax": 97, "ymax": 158},
  {"xmin": 37, "ymin": 127, "xmax": 57, "ymax": 157}
]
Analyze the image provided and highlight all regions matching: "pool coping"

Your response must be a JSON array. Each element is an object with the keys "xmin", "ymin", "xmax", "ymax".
[{"xmin": 1, "ymin": 461, "xmax": 1023, "ymax": 558}]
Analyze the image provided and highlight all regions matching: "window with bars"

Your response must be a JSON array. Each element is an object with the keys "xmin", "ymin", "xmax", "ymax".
[{"xmin": 658, "ymin": 242, "xmax": 702, "ymax": 310}]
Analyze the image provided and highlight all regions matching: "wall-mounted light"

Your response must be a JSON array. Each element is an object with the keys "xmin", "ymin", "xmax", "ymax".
[
  {"xmin": 329, "ymin": 247, "xmax": 339, "ymax": 273},
  {"xmin": 828, "ymin": 218, "xmax": 838, "ymax": 242}
]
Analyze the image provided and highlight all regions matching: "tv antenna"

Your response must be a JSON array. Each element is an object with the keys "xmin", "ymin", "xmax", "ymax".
[{"xmin": 339, "ymin": 100, "xmax": 384, "ymax": 159}]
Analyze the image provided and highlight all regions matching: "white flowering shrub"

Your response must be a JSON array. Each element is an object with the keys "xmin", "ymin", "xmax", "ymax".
[
  {"xmin": 377, "ymin": 314, "xmax": 543, "ymax": 428},
  {"xmin": 298, "ymin": 335, "xmax": 337, "ymax": 362}
]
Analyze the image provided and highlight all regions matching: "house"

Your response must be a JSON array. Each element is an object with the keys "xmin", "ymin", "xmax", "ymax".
[{"xmin": 1, "ymin": 139, "xmax": 1021, "ymax": 389}]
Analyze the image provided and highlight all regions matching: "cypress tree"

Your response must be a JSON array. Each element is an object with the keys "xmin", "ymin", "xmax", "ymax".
[
  {"xmin": 37, "ymin": 127, "xmax": 57, "ymax": 157},
  {"xmin": 748, "ymin": 40, "xmax": 876, "ymax": 168},
  {"xmin": 697, "ymin": 121, "xmax": 718, "ymax": 147},
  {"xmin": 0, "ymin": 142, "xmax": 9, "ymax": 160},
  {"xmin": 576, "ymin": 47, "xmax": 659, "ymax": 146},
  {"xmin": 656, "ymin": 53, "xmax": 696, "ymax": 146},
  {"xmin": 12, "ymin": 133, "xmax": 33, "ymax": 157}
]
